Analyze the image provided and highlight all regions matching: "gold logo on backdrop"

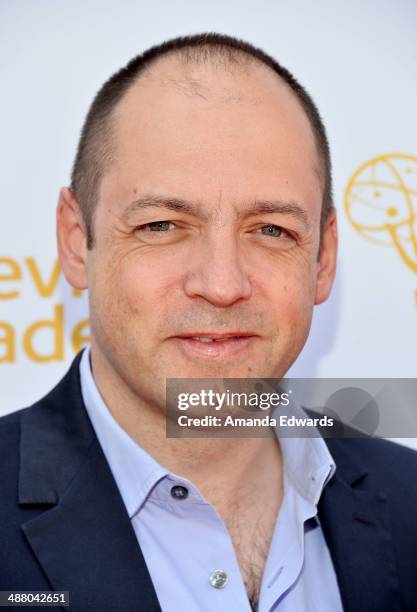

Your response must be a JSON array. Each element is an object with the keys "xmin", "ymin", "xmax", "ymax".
[{"xmin": 344, "ymin": 153, "xmax": 417, "ymax": 300}]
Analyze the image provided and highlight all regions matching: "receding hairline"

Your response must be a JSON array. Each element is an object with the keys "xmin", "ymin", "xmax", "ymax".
[
  {"xmin": 118, "ymin": 49, "xmax": 311, "ymax": 112},
  {"xmin": 113, "ymin": 53, "xmax": 326, "ymax": 230},
  {"xmin": 70, "ymin": 34, "xmax": 333, "ymax": 250},
  {"xmin": 110, "ymin": 49, "xmax": 325, "ymax": 181}
]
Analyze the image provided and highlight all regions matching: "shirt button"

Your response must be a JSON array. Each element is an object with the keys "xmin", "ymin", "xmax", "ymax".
[
  {"xmin": 209, "ymin": 570, "xmax": 228, "ymax": 589},
  {"xmin": 170, "ymin": 485, "xmax": 189, "ymax": 500}
]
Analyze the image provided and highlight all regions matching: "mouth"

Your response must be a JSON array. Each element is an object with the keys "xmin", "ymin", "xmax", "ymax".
[{"xmin": 171, "ymin": 332, "xmax": 258, "ymax": 358}]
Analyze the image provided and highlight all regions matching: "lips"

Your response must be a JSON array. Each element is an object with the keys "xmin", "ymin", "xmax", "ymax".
[
  {"xmin": 190, "ymin": 336, "xmax": 241, "ymax": 343},
  {"xmin": 176, "ymin": 332, "xmax": 255, "ymax": 343},
  {"xmin": 176, "ymin": 332, "xmax": 255, "ymax": 339},
  {"xmin": 172, "ymin": 332, "xmax": 257, "ymax": 359}
]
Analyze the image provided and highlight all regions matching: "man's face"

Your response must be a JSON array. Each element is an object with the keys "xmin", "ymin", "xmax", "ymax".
[{"xmin": 70, "ymin": 58, "xmax": 336, "ymax": 409}]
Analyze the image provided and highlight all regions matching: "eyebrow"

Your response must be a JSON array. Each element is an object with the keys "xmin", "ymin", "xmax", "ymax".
[
  {"xmin": 244, "ymin": 200, "xmax": 310, "ymax": 230},
  {"xmin": 123, "ymin": 193, "xmax": 310, "ymax": 229},
  {"xmin": 122, "ymin": 194, "xmax": 206, "ymax": 222}
]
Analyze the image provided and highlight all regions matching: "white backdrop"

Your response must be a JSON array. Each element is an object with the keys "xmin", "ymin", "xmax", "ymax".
[{"xmin": 1, "ymin": 0, "xmax": 416, "ymax": 446}]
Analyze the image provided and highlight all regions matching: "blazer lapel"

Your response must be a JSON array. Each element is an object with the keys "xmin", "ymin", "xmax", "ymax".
[
  {"xmin": 320, "ymin": 438, "xmax": 402, "ymax": 612},
  {"xmin": 18, "ymin": 351, "xmax": 162, "ymax": 612}
]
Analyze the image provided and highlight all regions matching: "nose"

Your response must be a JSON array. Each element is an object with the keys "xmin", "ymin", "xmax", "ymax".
[{"xmin": 183, "ymin": 231, "xmax": 252, "ymax": 307}]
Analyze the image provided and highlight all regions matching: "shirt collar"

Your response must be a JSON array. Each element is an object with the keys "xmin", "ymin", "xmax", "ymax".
[
  {"xmin": 268, "ymin": 389, "xmax": 336, "ymax": 506},
  {"xmin": 279, "ymin": 435, "xmax": 336, "ymax": 506},
  {"xmin": 80, "ymin": 346, "xmax": 168, "ymax": 518},
  {"xmin": 79, "ymin": 346, "xmax": 336, "ymax": 516}
]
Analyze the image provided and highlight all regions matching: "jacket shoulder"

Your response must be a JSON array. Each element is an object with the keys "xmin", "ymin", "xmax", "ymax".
[{"xmin": 0, "ymin": 351, "xmax": 85, "ymax": 458}]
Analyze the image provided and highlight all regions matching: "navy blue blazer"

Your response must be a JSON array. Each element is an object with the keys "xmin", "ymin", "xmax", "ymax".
[{"xmin": 1, "ymin": 351, "xmax": 417, "ymax": 611}]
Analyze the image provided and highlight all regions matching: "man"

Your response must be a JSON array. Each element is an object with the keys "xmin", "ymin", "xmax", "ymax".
[{"xmin": 1, "ymin": 33, "xmax": 416, "ymax": 612}]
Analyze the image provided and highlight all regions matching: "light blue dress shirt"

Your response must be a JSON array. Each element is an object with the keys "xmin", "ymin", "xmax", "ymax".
[{"xmin": 79, "ymin": 347, "xmax": 344, "ymax": 611}]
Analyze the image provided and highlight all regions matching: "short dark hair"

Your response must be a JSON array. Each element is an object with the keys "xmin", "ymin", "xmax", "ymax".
[{"xmin": 70, "ymin": 32, "xmax": 333, "ymax": 249}]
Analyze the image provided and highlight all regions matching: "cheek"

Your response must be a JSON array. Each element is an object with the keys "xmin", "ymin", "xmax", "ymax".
[
  {"xmin": 107, "ymin": 259, "xmax": 176, "ymax": 325},
  {"xmin": 266, "ymin": 273, "xmax": 316, "ymax": 356},
  {"xmin": 88, "ymin": 255, "xmax": 131, "ymax": 328},
  {"xmin": 266, "ymin": 263, "xmax": 316, "ymax": 315}
]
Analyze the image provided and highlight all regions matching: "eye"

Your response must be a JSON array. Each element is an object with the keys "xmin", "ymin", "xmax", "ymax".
[
  {"xmin": 134, "ymin": 220, "xmax": 184, "ymax": 244},
  {"xmin": 259, "ymin": 224, "xmax": 285, "ymax": 238},
  {"xmin": 140, "ymin": 221, "xmax": 174, "ymax": 232}
]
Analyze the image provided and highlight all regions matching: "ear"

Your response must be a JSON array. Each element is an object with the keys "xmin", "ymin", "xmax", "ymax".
[
  {"xmin": 56, "ymin": 187, "xmax": 88, "ymax": 290},
  {"xmin": 315, "ymin": 208, "xmax": 338, "ymax": 305}
]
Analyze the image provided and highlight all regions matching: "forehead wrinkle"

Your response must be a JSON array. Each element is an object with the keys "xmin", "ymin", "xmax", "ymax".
[{"xmin": 211, "ymin": 189, "xmax": 225, "ymax": 226}]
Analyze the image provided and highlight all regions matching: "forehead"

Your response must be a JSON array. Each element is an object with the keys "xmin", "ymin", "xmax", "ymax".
[{"xmin": 101, "ymin": 55, "xmax": 322, "ymax": 214}]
